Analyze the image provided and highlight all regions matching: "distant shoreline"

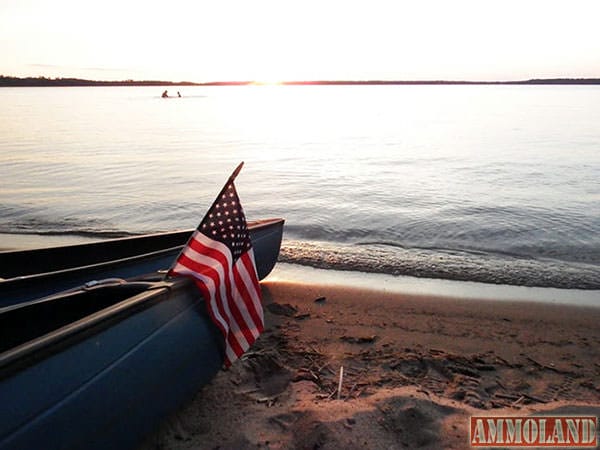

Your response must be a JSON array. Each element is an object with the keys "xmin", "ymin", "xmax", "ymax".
[{"xmin": 1, "ymin": 75, "xmax": 600, "ymax": 87}]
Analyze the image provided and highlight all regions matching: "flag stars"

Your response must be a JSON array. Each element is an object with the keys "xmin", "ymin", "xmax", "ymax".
[{"xmin": 196, "ymin": 182, "xmax": 253, "ymax": 262}]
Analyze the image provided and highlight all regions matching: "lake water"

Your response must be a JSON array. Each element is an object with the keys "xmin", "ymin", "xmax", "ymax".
[{"xmin": 1, "ymin": 85, "xmax": 599, "ymax": 290}]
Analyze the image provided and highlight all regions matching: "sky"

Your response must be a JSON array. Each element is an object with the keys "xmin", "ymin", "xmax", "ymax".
[{"xmin": 1, "ymin": 0, "xmax": 599, "ymax": 83}]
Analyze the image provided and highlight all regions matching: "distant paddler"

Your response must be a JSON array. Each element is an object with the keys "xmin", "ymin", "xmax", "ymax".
[{"xmin": 161, "ymin": 90, "xmax": 168, "ymax": 98}]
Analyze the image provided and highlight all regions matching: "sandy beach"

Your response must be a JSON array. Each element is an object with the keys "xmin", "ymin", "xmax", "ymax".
[{"xmin": 138, "ymin": 268, "xmax": 600, "ymax": 450}]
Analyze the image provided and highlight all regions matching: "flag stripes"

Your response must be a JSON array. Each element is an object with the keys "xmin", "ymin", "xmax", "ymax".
[{"xmin": 171, "ymin": 227, "xmax": 263, "ymax": 367}]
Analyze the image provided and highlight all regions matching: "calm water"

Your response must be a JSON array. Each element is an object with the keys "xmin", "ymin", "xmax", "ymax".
[{"xmin": 1, "ymin": 85, "xmax": 599, "ymax": 289}]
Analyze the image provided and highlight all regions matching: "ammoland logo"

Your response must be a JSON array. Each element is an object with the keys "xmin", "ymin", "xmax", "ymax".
[{"xmin": 470, "ymin": 416, "xmax": 597, "ymax": 447}]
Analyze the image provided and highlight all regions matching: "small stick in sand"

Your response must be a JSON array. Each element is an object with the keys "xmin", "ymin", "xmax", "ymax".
[
  {"xmin": 511, "ymin": 395, "xmax": 525, "ymax": 407},
  {"xmin": 337, "ymin": 366, "xmax": 344, "ymax": 400},
  {"xmin": 522, "ymin": 393, "xmax": 549, "ymax": 404}
]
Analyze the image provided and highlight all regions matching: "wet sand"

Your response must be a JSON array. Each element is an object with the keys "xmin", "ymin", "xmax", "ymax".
[{"xmin": 138, "ymin": 277, "xmax": 600, "ymax": 449}]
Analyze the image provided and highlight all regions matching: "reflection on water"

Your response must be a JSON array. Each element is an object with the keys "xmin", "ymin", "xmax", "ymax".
[{"xmin": 1, "ymin": 85, "xmax": 599, "ymax": 289}]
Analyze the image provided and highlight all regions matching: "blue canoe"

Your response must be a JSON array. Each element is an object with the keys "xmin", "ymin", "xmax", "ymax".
[
  {"xmin": 0, "ymin": 218, "xmax": 284, "ymax": 450},
  {"xmin": 0, "ymin": 218, "xmax": 284, "ymax": 307}
]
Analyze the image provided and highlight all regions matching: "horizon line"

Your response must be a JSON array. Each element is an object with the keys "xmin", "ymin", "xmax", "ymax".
[{"xmin": 1, "ymin": 75, "xmax": 600, "ymax": 87}]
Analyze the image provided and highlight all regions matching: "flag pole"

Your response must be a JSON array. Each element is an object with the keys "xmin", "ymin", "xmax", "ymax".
[{"xmin": 163, "ymin": 161, "xmax": 245, "ymax": 279}]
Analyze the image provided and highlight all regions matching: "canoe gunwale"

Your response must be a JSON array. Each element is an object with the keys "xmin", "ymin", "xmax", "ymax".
[
  {"xmin": 0, "ymin": 218, "xmax": 284, "ymax": 283},
  {"xmin": 0, "ymin": 277, "xmax": 195, "ymax": 379},
  {"xmin": 0, "ymin": 245, "xmax": 184, "ymax": 286}
]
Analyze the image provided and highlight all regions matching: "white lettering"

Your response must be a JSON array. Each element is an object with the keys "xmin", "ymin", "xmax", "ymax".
[
  {"xmin": 472, "ymin": 419, "xmax": 487, "ymax": 444},
  {"xmin": 523, "ymin": 418, "xmax": 538, "ymax": 444},
  {"xmin": 471, "ymin": 415, "xmax": 597, "ymax": 447},
  {"xmin": 505, "ymin": 418, "xmax": 523, "ymax": 444},
  {"xmin": 565, "ymin": 418, "xmax": 580, "ymax": 444},
  {"xmin": 583, "ymin": 418, "xmax": 597, "ymax": 444},
  {"xmin": 487, "ymin": 419, "xmax": 504, "ymax": 444},
  {"xmin": 547, "ymin": 419, "xmax": 565, "ymax": 444},
  {"xmin": 538, "ymin": 418, "xmax": 547, "ymax": 443}
]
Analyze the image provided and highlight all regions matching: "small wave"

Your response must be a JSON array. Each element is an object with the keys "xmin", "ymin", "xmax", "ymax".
[
  {"xmin": 0, "ymin": 212, "xmax": 138, "ymax": 239},
  {"xmin": 0, "ymin": 228, "xmax": 136, "ymax": 239},
  {"xmin": 282, "ymin": 219, "xmax": 600, "ymax": 267},
  {"xmin": 279, "ymin": 239, "xmax": 600, "ymax": 290},
  {"xmin": 356, "ymin": 240, "xmax": 536, "ymax": 260}
]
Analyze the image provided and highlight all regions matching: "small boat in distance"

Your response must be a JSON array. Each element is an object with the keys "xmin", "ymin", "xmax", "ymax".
[
  {"xmin": 0, "ymin": 218, "xmax": 285, "ymax": 307},
  {"xmin": 161, "ymin": 90, "xmax": 182, "ymax": 98}
]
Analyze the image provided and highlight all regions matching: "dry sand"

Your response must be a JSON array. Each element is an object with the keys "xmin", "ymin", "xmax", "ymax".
[{"xmin": 139, "ymin": 279, "xmax": 600, "ymax": 449}]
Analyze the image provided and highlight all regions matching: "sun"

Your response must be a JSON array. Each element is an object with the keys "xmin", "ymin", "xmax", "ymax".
[{"xmin": 250, "ymin": 80, "xmax": 285, "ymax": 86}]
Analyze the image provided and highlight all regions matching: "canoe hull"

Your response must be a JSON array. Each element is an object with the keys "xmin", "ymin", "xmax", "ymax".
[{"xmin": 0, "ymin": 281, "xmax": 223, "ymax": 450}]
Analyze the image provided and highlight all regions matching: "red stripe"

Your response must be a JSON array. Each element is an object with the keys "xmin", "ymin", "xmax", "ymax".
[
  {"xmin": 175, "ymin": 252, "xmax": 233, "ymax": 341},
  {"xmin": 224, "ymin": 353, "xmax": 233, "ymax": 367},
  {"xmin": 225, "ymin": 291, "xmax": 256, "ymax": 346},
  {"xmin": 225, "ymin": 331, "xmax": 244, "ymax": 363},
  {"xmin": 240, "ymin": 252, "xmax": 263, "ymax": 330},
  {"xmin": 191, "ymin": 279, "xmax": 228, "ymax": 337},
  {"xmin": 237, "ymin": 252, "xmax": 262, "ymax": 322},
  {"xmin": 233, "ymin": 260, "xmax": 263, "ymax": 333},
  {"xmin": 227, "ymin": 330, "xmax": 244, "ymax": 359},
  {"xmin": 241, "ymin": 251, "xmax": 260, "ymax": 288},
  {"xmin": 188, "ymin": 237, "xmax": 230, "ymax": 267},
  {"xmin": 187, "ymin": 238, "xmax": 237, "ymax": 328},
  {"xmin": 176, "ymin": 252, "xmax": 221, "ymax": 289},
  {"xmin": 175, "ymin": 252, "xmax": 216, "ymax": 279}
]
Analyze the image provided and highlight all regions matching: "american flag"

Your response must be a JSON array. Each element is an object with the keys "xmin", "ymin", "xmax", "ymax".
[{"xmin": 168, "ymin": 166, "xmax": 263, "ymax": 367}]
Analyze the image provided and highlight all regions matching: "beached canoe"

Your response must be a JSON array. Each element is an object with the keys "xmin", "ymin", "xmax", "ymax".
[
  {"xmin": 0, "ymin": 220, "xmax": 283, "ymax": 450},
  {"xmin": 0, "ymin": 218, "xmax": 284, "ymax": 307}
]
